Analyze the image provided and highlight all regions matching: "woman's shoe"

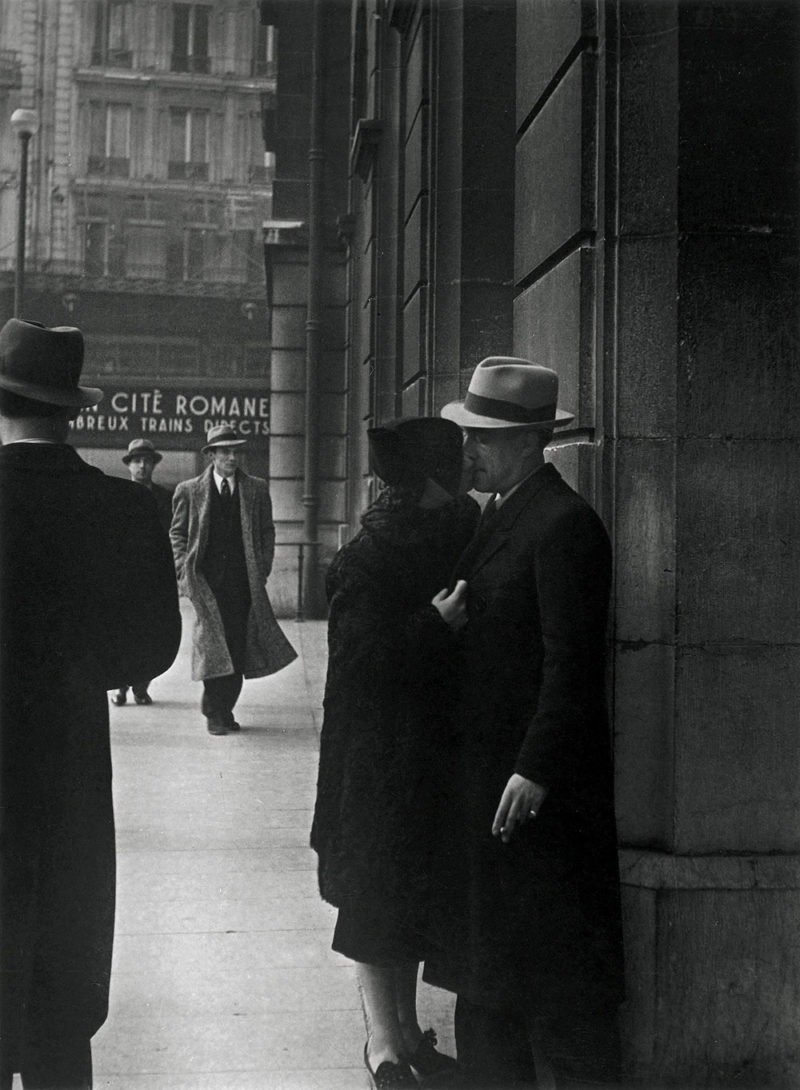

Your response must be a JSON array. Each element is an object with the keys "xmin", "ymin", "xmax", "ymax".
[
  {"xmin": 407, "ymin": 1029, "xmax": 460, "ymax": 1083},
  {"xmin": 111, "ymin": 690, "xmax": 127, "ymax": 706},
  {"xmin": 364, "ymin": 1043, "xmax": 417, "ymax": 1088},
  {"xmin": 134, "ymin": 692, "xmax": 152, "ymax": 705}
]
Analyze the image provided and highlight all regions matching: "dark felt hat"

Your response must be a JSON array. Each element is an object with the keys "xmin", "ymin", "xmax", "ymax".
[
  {"xmin": 123, "ymin": 438, "xmax": 163, "ymax": 464},
  {"xmin": 0, "ymin": 318, "xmax": 102, "ymax": 408},
  {"xmin": 367, "ymin": 416, "xmax": 464, "ymax": 496}
]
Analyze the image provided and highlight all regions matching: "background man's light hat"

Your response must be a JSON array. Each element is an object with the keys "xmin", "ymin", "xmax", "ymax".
[
  {"xmin": 441, "ymin": 356, "xmax": 574, "ymax": 429},
  {"xmin": 0, "ymin": 318, "xmax": 102, "ymax": 408},
  {"xmin": 123, "ymin": 438, "xmax": 162, "ymax": 464},
  {"xmin": 202, "ymin": 423, "xmax": 247, "ymax": 453}
]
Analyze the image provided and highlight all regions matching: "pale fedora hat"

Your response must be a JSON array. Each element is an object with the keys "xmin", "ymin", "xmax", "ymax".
[
  {"xmin": 0, "ymin": 318, "xmax": 102, "ymax": 408},
  {"xmin": 441, "ymin": 357, "xmax": 574, "ymax": 429},
  {"xmin": 123, "ymin": 438, "xmax": 162, "ymax": 464},
  {"xmin": 202, "ymin": 423, "xmax": 247, "ymax": 453}
]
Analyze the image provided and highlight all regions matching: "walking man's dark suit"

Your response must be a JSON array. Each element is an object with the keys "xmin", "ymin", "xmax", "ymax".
[
  {"xmin": 112, "ymin": 438, "xmax": 175, "ymax": 707},
  {"xmin": 424, "ymin": 357, "xmax": 624, "ymax": 1088},
  {"xmin": 170, "ymin": 425, "xmax": 296, "ymax": 735},
  {"xmin": 0, "ymin": 319, "xmax": 182, "ymax": 1089}
]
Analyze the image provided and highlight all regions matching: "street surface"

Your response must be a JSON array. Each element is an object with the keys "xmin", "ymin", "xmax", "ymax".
[{"xmin": 83, "ymin": 601, "xmax": 453, "ymax": 1089}]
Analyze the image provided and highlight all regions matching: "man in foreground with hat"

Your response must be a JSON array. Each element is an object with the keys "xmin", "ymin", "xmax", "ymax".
[
  {"xmin": 424, "ymin": 357, "xmax": 624, "ymax": 1088},
  {"xmin": 0, "ymin": 319, "xmax": 181, "ymax": 1089},
  {"xmin": 112, "ymin": 438, "xmax": 175, "ymax": 707},
  {"xmin": 170, "ymin": 424, "xmax": 296, "ymax": 735}
]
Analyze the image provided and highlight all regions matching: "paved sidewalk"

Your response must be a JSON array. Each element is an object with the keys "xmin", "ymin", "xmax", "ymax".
[{"xmin": 86, "ymin": 601, "xmax": 454, "ymax": 1089}]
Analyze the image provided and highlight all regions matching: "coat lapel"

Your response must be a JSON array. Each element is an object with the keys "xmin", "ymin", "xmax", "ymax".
[
  {"xmin": 454, "ymin": 464, "xmax": 558, "ymax": 580},
  {"xmin": 193, "ymin": 466, "xmax": 214, "ymax": 561},
  {"xmin": 237, "ymin": 471, "xmax": 254, "ymax": 544}
]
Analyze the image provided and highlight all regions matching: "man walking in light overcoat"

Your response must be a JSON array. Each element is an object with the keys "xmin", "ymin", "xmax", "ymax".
[{"xmin": 170, "ymin": 424, "xmax": 296, "ymax": 735}]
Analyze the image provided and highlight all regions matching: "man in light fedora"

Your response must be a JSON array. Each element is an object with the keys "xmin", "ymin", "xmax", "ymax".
[
  {"xmin": 110, "ymin": 439, "xmax": 176, "ymax": 707},
  {"xmin": 0, "ymin": 319, "xmax": 181, "ymax": 1089},
  {"xmin": 170, "ymin": 424, "xmax": 296, "ymax": 735},
  {"xmin": 424, "ymin": 358, "xmax": 624, "ymax": 1088}
]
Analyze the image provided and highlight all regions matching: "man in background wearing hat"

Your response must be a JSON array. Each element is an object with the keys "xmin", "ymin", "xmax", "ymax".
[
  {"xmin": 111, "ymin": 439, "xmax": 175, "ymax": 707},
  {"xmin": 424, "ymin": 358, "xmax": 624, "ymax": 1088},
  {"xmin": 122, "ymin": 437, "xmax": 172, "ymax": 532},
  {"xmin": 170, "ymin": 424, "xmax": 296, "ymax": 736},
  {"xmin": 0, "ymin": 319, "xmax": 181, "ymax": 1089}
]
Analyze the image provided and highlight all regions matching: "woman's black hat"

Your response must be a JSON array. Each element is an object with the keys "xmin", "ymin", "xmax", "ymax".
[{"xmin": 367, "ymin": 417, "xmax": 464, "ymax": 496}]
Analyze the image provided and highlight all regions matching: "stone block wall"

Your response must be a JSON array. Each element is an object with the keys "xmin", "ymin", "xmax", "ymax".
[{"xmin": 610, "ymin": 1, "xmax": 800, "ymax": 1083}]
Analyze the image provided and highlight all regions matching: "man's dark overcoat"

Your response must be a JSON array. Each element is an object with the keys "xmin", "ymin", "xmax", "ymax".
[
  {"xmin": 147, "ymin": 480, "xmax": 174, "ymax": 534},
  {"xmin": 0, "ymin": 443, "xmax": 181, "ymax": 1065},
  {"xmin": 424, "ymin": 464, "xmax": 624, "ymax": 1016},
  {"xmin": 310, "ymin": 491, "xmax": 479, "ymax": 952},
  {"xmin": 170, "ymin": 465, "xmax": 296, "ymax": 681}
]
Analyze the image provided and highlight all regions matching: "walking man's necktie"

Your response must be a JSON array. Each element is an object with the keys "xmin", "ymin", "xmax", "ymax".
[{"xmin": 220, "ymin": 477, "xmax": 232, "ymax": 515}]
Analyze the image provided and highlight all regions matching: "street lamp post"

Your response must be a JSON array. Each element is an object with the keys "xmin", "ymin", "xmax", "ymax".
[{"xmin": 11, "ymin": 108, "xmax": 40, "ymax": 318}]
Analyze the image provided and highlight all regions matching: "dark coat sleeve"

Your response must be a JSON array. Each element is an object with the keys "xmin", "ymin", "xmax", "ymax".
[
  {"xmin": 324, "ymin": 542, "xmax": 453, "ymax": 724},
  {"xmin": 253, "ymin": 478, "xmax": 276, "ymax": 579},
  {"xmin": 95, "ymin": 483, "xmax": 182, "ymax": 690},
  {"xmin": 513, "ymin": 504, "xmax": 612, "ymax": 789}
]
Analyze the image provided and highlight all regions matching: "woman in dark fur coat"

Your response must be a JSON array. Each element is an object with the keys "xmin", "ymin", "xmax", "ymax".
[{"xmin": 311, "ymin": 417, "xmax": 478, "ymax": 1089}]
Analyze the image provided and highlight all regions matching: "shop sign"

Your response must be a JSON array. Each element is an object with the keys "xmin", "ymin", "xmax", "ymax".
[{"xmin": 69, "ymin": 379, "xmax": 270, "ymax": 449}]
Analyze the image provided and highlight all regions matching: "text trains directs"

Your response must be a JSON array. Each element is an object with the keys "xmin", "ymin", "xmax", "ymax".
[{"xmin": 71, "ymin": 415, "xmax": 270, "ymax": 436}]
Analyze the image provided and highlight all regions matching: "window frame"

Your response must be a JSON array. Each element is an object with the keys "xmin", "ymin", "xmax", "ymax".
[
  {"xmin": 87, "ymin": 101, "xmax": 131, "ymax": 178},
  {"xmin": 168, "ymin": 106, "xmax": 210, "ymax": 181},
  {"xmin": 91, "ymin": 0, "xmax": 133, "ymax": 68},
  {"xmin": 171, "ymin": 3, "xmax": 211, "ymax": 74}
]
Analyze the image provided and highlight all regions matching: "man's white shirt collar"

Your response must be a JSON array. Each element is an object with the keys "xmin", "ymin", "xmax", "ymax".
[
  {"xmin": 213, "ymin": 470, "xmax": 236, "ymax": 494},
  {"xmin": 494, "ymin": 465, "xmax": 543, "ymax": 509}
]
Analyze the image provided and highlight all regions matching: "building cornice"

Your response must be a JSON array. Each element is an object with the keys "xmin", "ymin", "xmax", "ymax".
[{"xmin": 74, "ymin": 67, "xmax": 275, "ymax": 99}]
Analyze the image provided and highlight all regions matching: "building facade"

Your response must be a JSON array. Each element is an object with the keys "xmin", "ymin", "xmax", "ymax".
[
  {"xmin": 265, "ymin": 0, "xmax": 800, "ymax": 1083},
  {"xmin": 0, "ymin": 0, "xmax": 299, "ymax": 589}
]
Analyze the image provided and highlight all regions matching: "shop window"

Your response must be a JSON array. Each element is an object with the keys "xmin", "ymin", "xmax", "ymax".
[
  {"xmin": 166, "ymin": 228, "xmax": 216, "ymax": 282},
  {"xmin": 126, "ymin": 224, "xmax": 167, "ymax": 279},
  {"xmin": 84, "ymin": 221, "xmax": 107, "ymax": 277},
  {"xmin": 83, "ymin": 221, "xmax": 124, "ymax": 278},
  {"xmin": 117, "ymin": 342, "xmax": 154, "ymax": 375},
  {"xmin": 159, "ymin": 342, "xmax": 200, "ymax": 374}
]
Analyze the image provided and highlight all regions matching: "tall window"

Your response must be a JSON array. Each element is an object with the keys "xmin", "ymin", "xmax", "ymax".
[
  {"xmin": 83, "ymin": 222, "xmax": 124, "ymax": 278},
  {"xmin": 168, "ymin": 108, "xmax": 209, "ymax": 180},
  {"xmin": 172, "ymin": 4, "xmax": 210, "ymax": 73},
  {"xmin": 88, "ymin": 102, "xmax": 131, "ymax": 177},
  {"xmin": 253, "ymin": 22, "xmax": 277, "ymax": 78},
  {"xmin": 91, "ymin": 1, "xmax": 133, "ymax": 67}
]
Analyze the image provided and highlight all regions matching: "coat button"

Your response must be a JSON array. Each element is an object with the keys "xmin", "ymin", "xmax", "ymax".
[{"xmin": 473, "ymin": 595, "xmax": 487, "ymax": 614}]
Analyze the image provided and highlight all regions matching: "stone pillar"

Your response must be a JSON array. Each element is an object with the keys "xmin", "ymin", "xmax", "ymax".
[
  {"xmin": 611, "ymin": 2, "xmax": 800, "ymax": 1084},
  {"xmin": 432, "ymin": 0, "xmax": 516, "ymax": 409}
]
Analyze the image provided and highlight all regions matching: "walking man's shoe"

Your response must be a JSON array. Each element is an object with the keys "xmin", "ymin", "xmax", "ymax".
[
  {"xmin": 206, "ymin": 717, "xmax": 228, "ymax": 735},
  {"xmin": 111, "ymin": 689, "xmax": 127, "ymax": 706}
]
